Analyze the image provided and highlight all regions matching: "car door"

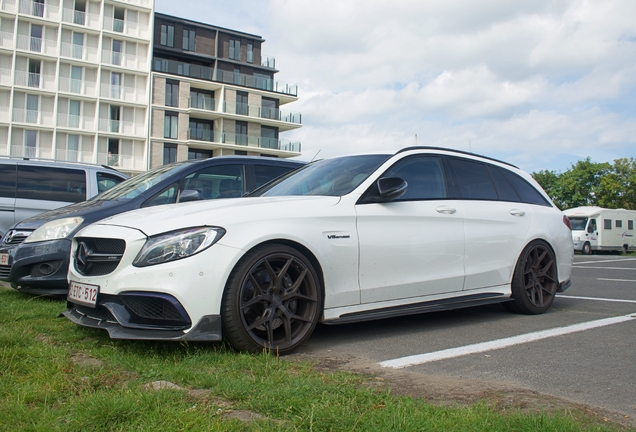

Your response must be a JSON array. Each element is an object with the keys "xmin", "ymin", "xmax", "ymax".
[
  {"xmin": 446, "ymin": 157, "xmax": 534, "ymax": 291},
  {"xmin": 356, "ymin": 155, "xmax": 465, "ymax": 304},
  {"xmin": 0, "ymin": 163, "xmax": 16, "ymax": 235}
]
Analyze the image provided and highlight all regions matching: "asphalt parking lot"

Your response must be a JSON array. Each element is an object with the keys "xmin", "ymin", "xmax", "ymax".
[{"xmin": 299, "ymin": 254, "xmax": 636, "ymax": 421}]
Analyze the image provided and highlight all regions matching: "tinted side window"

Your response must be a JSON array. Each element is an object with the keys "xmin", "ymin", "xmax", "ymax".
[
  {"xmin": 487, "ymin": 166, "xmax": 520, "ymax": 202},
  {"xmin": 383, "ymin": 156, "xmax": 446, "ymax": 200},
  {"xmin": 253, "ymin": 164, "xmax": 296, "ymax": 189},
  {"xmin": 500, "ymin": 169, "xmax": 550, "ymax": 206},
  {"xmin": 0, "ymin": 164, "xmax": 16, "ymax": 198},
  {"xmin": 17, "ymin": 166, "xmax": 86, "ymax": 202},
  {"xmin": 96, "ymin": 172, "xmax": 125, "ymax": 194},
  {"xmin": 448, "ymin": 158, "xmax": 497, "ymax": 200},
  {"xmin": 184, "ymin": 164, "xmax": 244, "ymax": 199}
]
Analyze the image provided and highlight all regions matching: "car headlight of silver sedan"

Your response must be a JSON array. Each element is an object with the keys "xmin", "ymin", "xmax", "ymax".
[
  {"xmin": 24, "ymin": 217, "xmax": 84, "ymax": 243},
  {"xmin": 133, "ymin": 226, "xmax": 226, "ymax": 267}
]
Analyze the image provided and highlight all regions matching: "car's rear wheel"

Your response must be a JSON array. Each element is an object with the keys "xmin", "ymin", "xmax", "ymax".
[
  {"xmin": 221, "ymin": 244, "xmax": 322, "ymax": 354},
  {"xmin": 505, "ymin": 240, "xmax": 558, "ymax": 315},
  {"xmin": 582, "ymin": 242, "xmax": 592, "ymax": 255}
]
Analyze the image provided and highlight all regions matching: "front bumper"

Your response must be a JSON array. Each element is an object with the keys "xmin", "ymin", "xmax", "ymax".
[{"xmin": 1, "ymin": 239, "xmax": 72, "ymax": 296}]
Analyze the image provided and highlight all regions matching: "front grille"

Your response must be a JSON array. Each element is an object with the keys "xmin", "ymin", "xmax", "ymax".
[
  {"xmin": 0, "ymin": 265, "xmax": 10, "ymax": 279},
  {"xmin": 2, "ymin": 230, "xmax": 33, "ymax": 245},
  {"xmin": 74, "ymin": 237, "xmax": 125, "ymax": 277},
  {"xmin": 74, "ymin": 304, "xmax": 117, "ymax": 323},
  {"xmin": 121, "ymin": 296, "xmax": 184, "ymax": 322}
]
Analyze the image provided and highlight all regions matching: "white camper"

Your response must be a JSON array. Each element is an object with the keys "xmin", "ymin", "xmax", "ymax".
[{"xmin": 564, "ymin": 206, "xmax": 635, "ymax": 254}]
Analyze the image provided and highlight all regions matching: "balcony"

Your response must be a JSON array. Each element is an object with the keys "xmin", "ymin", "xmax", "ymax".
[
  {"xmin": 96, "ymin": 151, "xmax": 145, "ymax": 171},
  {"xmin": 57, "ymin": 112, "xmax": 96, "ymax": 131},
  {"xmin": 14, "ymin": 70, "xmax": 56, "ymax": 91},
  {"xmin": 1, "ymin": 0, "xmax": 16, "ymax": 13},
  {"xmin": 0, "ymin": 105, "xmax": 10, "ymax": 122},
  {"xmin": 189, "ymin": 95, "xmax": 216, "ymax": 111},
  {"xmin": 153, "ymin": 58, "xmax": 299, "ymax": 96},
  {"xmin": 11, "ymin": 144, "xmax": 53, "ymax": 159},
  {"xmin": 261, "ymin": 56, "xmax": 275, "ymax": 69},
  {"xmin": 0, "ymin": 68, "xmax": 11, "ymax": 86},
  {"xmin": 223, "ymin": 100, "xmax": 302, "ymax": 125},
  {"xmin": 103, "ymin": 16, "xmax": 150, "ymax": 39},
  {"xmin": 16, "ymin": 35, "xmax": 58, "ymax": 56},
  {"xmin": 186, "ymin": 129, "xmax": 301, "ymax": 153},
  {"xmin": 58, "ymin": 77, "xmax": 97, "ymax": 97},
  {"xmin": 61, "ymin": 8, "xmax": 101, "ymax": 29},
  {"xmin": 60, "ymin": 42, "xmax": 99, "ymax": 62},
  {"xmin": 0, "ymin": 31, "xmax": 14, "ymax": 50},
  {"xmin": 100, "ymin": 83, "xmax": 147, "ymax": 104},
  {"xmin": 98, "ymin": 118, "xmax": 145, "ymax": 136},
  {"xmin": 102, "ymin": 49, "xmax": 148, "ymax": 70},
  {"xmin": 18, "ymin": 0, "xmax": 59, "ymax": 20},
  {"xmin": 109, "ymin": 0, "xmax": 152, "ymax": 9},
  {"xmin": 12, "ymin": 108, "xmax": 55, "ymax": 126}
]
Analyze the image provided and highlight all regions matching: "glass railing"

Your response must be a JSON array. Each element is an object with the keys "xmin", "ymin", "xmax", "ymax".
[
  {"xmin": 154, "ymin": 58, "xmax": 298, "ymax": 96},
  {"xmin": 185, "ymin": 129, "xmax": 301, "ymax": 152},
  {"xmin": 261, "ymin": 56, "xmax": 275, "ymax": 69},
  {"xmin": 189, "ymin": 95, "xmax": 216, "ymax": 111},
  {"xmin": 11, "ymin": 144, "xmax": 53, "ymax": 159}
]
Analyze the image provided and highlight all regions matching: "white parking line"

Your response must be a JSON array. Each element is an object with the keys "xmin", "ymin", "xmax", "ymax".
[
  {"xmin": 379, "ymin": 313, "xmax": 636, "ymax": 369},
  {"xmin": 575, "ymin": 258, "xmax": 636, "ymax": 265},
  {"xmin": 597, "ymin": 278, "xmax": 636, "ymax": 282},
  {"xmin": 573, "ymin": 266, "xmax": 636, "ymax": 270},
  {"xmin": 557, "ymin": 295, "xmax": 636, "ymax": 303}
]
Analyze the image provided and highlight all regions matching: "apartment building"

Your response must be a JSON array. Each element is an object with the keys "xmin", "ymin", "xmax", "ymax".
[
  {"xmin": 0, "ymin": 0, "xmax": 153, "ymax": 175},
  {"xmin": 149, "ymin": 13, "xmax": 301, "ymax": 168}
]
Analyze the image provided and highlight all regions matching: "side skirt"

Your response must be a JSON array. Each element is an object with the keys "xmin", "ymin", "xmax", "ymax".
[{"xmin": 323, "ymin": 293, "xmax": 509, "ymax": 325}]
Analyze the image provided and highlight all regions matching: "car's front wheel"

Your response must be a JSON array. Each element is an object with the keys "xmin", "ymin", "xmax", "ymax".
[
  {"xmin": 221, "ymin": 244, "xmax": 322, "ymax": 354},
  {"xmin": 505, "ymin": 240, "xmax": 558, "ymax": 315},
  {"xmin": 582, "ymin": 242, "xmax": 592, "ymax": 255}
]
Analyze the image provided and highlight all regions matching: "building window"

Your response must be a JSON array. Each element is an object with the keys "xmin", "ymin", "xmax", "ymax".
[
  {"xmin": 235, "ymin": 120, "xmax": 247, "ymax": 145},
  {"xmin": 24, "ymin": 130, "xmax": 37, "ymax": 157},
  {"xmin": 30, "ymin": 24, "xmax": 42, "ymax": 52},
  {"xmin": 189, "ymin": 119, "xmax": 213, "ymax": 142},
  {"xmin": 108, "ymin": 138, "xmax": 119, "ymax": 166},
  {"xmin": 109, "ymin": 105, "xmax": 120, "ymax": 132},
  {"xmin": 67, "ymin": 134, "xmax": 79, "ymax": 161},
  {"xmin": 164, "ymin": 112, "xmax": 178, "ymax": 139},
  {"xmin": 28, "ymin": 59, "xmax": 41, "ymax": 88},
  {"xmin": 236, "ymin": 91, "xmax": 248, "ymax": 116},
  {"xmin": 160, "ymin": 24, "xmax": 174, "ymax": 47},
  {"xmin": 111, "ymin": 40, "xmax": 123, "ymax": 65},
  {"xmin": 165, "ymin": 80, "xmax": 179, "ymax": 107},
  {"xmin": 69, "ymin": 100, "xmax": 81, "ymax": 128},
  {"xmin": 70, "ymin": 65, "xmax": 82, "ymax": 93},
  {"xmin": 190, "ymin": 89, "xmax": 214, "ymax": 110},
  {"xmin": 183, "ymin": 29, "xmax": 195, "ymax": 51},
  {"xmin": 229, "ymin": 39, "xmax": 240, "ymax": 60},
  {"xmin": 163, "ymin": 143, "xmax": 177, "ymax": 164},
  {"xmin": 110, "ymin": 72, "xmax": 121, "ymax": 98},
  {"xmin": 72, "ymin": 32, "xmax": 84, "ymax": 59},
  {"xmin": 26, "ymin": 94, "xmax": 39, "ymax": 124},
  {"xmin": 247, "ymin": 43, "xmax": 253, "ymax": 63},
  {"xmin": 32, "ymin": 0, "xmax": 44, "ymax": 17},
  {"xmin": 73, "ymin": 0, "xmax": 86, "ymax": 25},
  {"xmin": 188, "ymin": 148, "xmax": 212, "ymax": 160},
  {"xmin": 113, "ymin": 7, "xmax": 125, "ymax": 33},
  {"xmin": 261, "ymin": 126, "xmax": 279, "ymax": 149},
  {"xmin": 261, "ymin": 97, "xmax": 279, "ymax": 120}
]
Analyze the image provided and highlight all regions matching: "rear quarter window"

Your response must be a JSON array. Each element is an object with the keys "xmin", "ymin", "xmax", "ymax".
[
  {"xmin": 97, "ymin": 172, "xmax": 126, "ymax": 194},
  {"xmin": 448, "ymin": 158, "xmax": 497, "ymax": 200},
  {"xmin": 17, "ymin": 165, "xmax": 86, "ymax": 203},
  {"xmin": 499, "ymin": 169, "xmax": 551, "ymax": 206}
]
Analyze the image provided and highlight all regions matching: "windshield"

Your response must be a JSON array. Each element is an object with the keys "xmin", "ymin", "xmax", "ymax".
[
  {"xmin": 568, "ymin": 217, "xmax": 588, "ymax": 231},
  {"xmin": 96, "ymin": 161, "xmax": 190, "ymax": 201},
  {"xmin": 251, "ymin": 154, "xmax": 391, "ymax": 197}
]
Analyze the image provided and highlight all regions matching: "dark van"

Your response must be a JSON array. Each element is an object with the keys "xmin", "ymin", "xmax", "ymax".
[{"xmin": 0, "ymin": 156, "xmax": 304, "ymax": 296}]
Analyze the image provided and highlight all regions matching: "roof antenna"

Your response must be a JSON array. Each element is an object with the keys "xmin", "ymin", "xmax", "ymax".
[
  {"xmin": 310, "ymin": 149, "xmax": 321, "ymax": 162},
  {"xmin": 414, "ymin": 134, "xmax": 418, "ymax": 145}
]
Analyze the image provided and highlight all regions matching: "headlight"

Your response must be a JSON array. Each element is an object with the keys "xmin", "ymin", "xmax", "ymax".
[
  {"xmin": 573, "ymin": 236, "xmax": 580, "ymax": 241},
  {"xmin": 133, "ymin": 226, "xmax": 225, "ymax": 267},
  {"xmin": 24, "ymin": 217, "xmax": 84, "ymax": 243}
]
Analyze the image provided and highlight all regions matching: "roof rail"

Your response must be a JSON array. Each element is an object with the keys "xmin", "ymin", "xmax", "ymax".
[
  {"xmin": 0, "ymin": 155, "xmax": 124, "ymax": 172},
  {"xmin": 396, "ymin": 146, "xmax": 518, "ymax": 168}
]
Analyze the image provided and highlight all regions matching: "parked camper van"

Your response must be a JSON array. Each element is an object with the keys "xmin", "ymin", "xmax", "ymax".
[{"xmin": 564, "ymin": 206, "xmax": 635, "ymax": 254}]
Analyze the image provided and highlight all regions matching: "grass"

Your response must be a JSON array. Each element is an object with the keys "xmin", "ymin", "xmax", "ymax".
[{"xmin": 0, "ymin": 284, "xmax": 630, "ymax": 432}]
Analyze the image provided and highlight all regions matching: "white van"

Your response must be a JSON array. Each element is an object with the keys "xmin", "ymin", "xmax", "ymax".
[
  {"xmin": 564, "ymin": 206, "xmax": 635, "ymax": 254},
  {"xmin": 0, "ymin": 157, "xmax": 126, "ymax": 237}
]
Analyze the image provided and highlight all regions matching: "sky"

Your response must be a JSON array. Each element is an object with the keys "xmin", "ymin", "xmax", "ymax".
[{"xmin": 155, "ymin": 0, "xmax": 636, "ymax": 174}]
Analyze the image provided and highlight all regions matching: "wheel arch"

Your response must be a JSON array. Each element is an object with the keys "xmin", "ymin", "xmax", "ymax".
[{"xmin": 512, "ymin": 237, "xmax": 560, "ymax": 283}]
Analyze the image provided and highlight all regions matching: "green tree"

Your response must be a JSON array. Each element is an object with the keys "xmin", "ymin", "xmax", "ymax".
[
  {"xmin": 597, "ymin": 157, "xmax": 636, "ymax": 210},
  {"xmin": 533, "ymin": 169, "xmax": 564, "ymax": 208}
]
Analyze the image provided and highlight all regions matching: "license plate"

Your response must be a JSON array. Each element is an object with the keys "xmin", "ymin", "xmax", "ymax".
[
  {"xmin": 0, "ymin": 253, "xmax": 8, "ymax": 266},
  {"xmin": 68, "ymin": 281, "xmax": 99, "ymax": 308}
]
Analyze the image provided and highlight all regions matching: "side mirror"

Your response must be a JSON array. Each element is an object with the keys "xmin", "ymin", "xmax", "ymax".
[
  {"xmin": 178, "ymin": 189, "xmax": 202, "ymax": 203},
  {"xmin": 587, "ymin": 225, "xmax": 594, "ymax": 233},
  {"xmin": 377, "ymin": 177, "xmax": 407, "ymax": 202}
]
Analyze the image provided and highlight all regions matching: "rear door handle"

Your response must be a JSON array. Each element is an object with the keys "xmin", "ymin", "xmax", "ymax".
[
  {"xmin": 436, "ymin": 206, "xmax": 456, "ymax": 214},
  {"xmin": 510, "ymin": 209, "xmax": 525, "ymax": 217}
]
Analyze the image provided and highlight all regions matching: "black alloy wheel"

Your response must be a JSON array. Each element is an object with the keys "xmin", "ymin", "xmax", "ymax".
[
  {"xmin": 222, "ymin": 244, "xmax": 322, "ymax": 354},
  {"xmin": 505, "ymin": 240, "xmax": 559, "ymax": 315}
]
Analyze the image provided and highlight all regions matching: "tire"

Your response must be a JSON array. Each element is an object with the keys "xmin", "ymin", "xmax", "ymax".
[
  {"xmin": 505, "ymin": 240, "xmax": 558, "ymax": 315},
  {"xmin": 622, "ymin": 245, "xmax": 629, "ymax": 254},
  {"xmin": 221, "ymin": 244, "xmax": 323, "ymax": 354},
  {"xmin": 581, "ymin": 242, "xmax": 591, "ymax": 255}
]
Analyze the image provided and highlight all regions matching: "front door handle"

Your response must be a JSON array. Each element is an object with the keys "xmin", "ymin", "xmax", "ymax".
[
  {"xmin": 436, "ymin": 206, "xmax": 456, "ymax": 214},
  {"xmin": 510, "ymin": 209, "xmax": 526, "ymax": 217}
]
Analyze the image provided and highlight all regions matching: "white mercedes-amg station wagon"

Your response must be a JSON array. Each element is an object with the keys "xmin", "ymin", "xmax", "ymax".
[{"xmin": 63, "ymin": 147, "xmax": 574, "ymax": 354}]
